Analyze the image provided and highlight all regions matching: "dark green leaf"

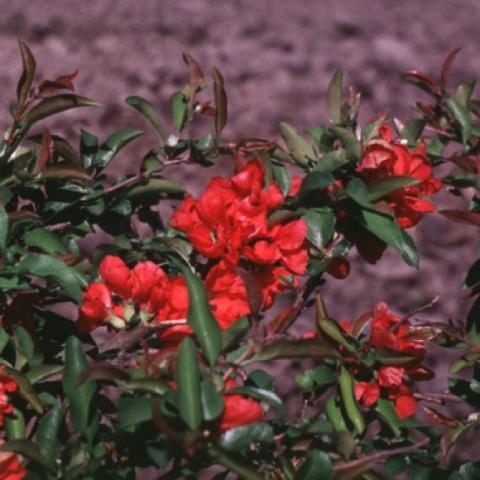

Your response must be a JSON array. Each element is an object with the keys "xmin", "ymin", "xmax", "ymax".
[
  {"xmin": 294, "ymin": 449, "xmax": 332, "ymax": 480},
  {"xmin": 367, "ymin": 176, "xmax": 420, "ymax": 202},
  {"xmin": 311, "ymin": 149, "xmax": 348, "ymax": 174},
  {"xmin": 170, "ymin": 91, "xmax": 188, "ymax": 132},
  {"xmin": 127, "ymin": 177, "xmax": 184, "ymax": 202},
  {"xmin": 13, "ymin": 325, "xmax": 34, "ymax": 364},
  {"xmin": 201, "ymin": 379, "xmax": 224, "ymax": 421},
  {"xmin": 304, "ymin": 207, "xmax": 335, "ymax": 249},
  {"xmin": 0, "ymin": 327, "xmax": 9, "ymax": 355},
  {"xmin": 35, "ymin": 403, "xmax": 64, "ymax": 461},
  {"xmin": 228, "ymin": 386, "xmax": 284, "ymax": 413},
  {"xmin": 95, "ymin": 128, "xmax": 144, "ymax": 168},
  {"xmin": 222, "ymin": 316, "xmax": 250, "ymax": 351},
  {"xmin": 0, "ymin": 206, "xmax": 8, "ymax": 251},
  {"xmin": 213, "ymin": 67, "xmax": 227, "ymax": 138},
  {"xmin": 126, "ymin": 96, "xmax": 165, "ymax": 141},
  {"xmin": 330, "ymin": 126, "xmax": 361, "ymax": 161},
  {"xmin": 24, "ymin": 227, "xmax": 69, "ymax": 255},
  {"xmin": 62, "ymin": 336, "xmax": 98, "ymax": 440},
  {"xmin": 298, "ymin": 171, "xmax": 334, "ymax": 199},
  {"xmin": 19, "ymin": 253, "xmax": 83, "ymax": 302},
  {"xmin": 385, "ymin": 455, "xmax": 408, "ymax": 476},
  {"xmin": 244, "ymin": 339, "xmax": 340, "ymax": 365},
  {"xmin": 327, "ymin": 68, "xmax": 343, "ymax": 123},
  {"xmin": 16, "ymin": 40, "xmax": 36, "ymax": 108},
  {"xmin": 23, "ymin": 95, "xmax": 100, "ymax": 125},
  {"xmin": 402, "ymin": 118, "xmax": 426, "ymax": 145},
  {"xmin": 118, "ymin": 396, "xmax": 152, "ymax": 429},
  {"xmin": 375, "ymin": 348, "xmax": 417, "ymax": 365},
  {"xmin": 26, "ymin": 364, "xmax": 63, "ymax": 384},
  {"xmin": 208, "ymin": 445, "xmax": 262, "ymax": 480},
  {"xmin": 39, "ymin": 165, "xmax": 91, "ymax": 182},
  {"xmin": 5, "ymin": 408, "xmax": 25, "ymax": 440},
  {"xmin": 271, "ymin": 163, "xmax": 292, "ymax": 195},
  {"xmin": 80, "ymin": 129, "xmax": 98, "ymax": 170},
  {"xmin": 183, "ymin": 268, "xmax": 222, "ymax": 367},
  {"xmin": 280, "ymin": 122, "xmax": 316, "ymax": 166},
  {"xmin": 446, "ymin": 97, "xmax": 472, "ymax": 145},
  {"xmin": 455, "ymin": 80, "xmax": 476, "ymax": 107},
  {"xmin": 219, "ymin": 422, "xmax": 273, "ymax": 451},
  {"xmin": 176, "ymin": 337, "xmax": 202, "ymax": 430},
  {"xmin": 375, "ymin": 398, "xmax": 402, "ymax": 437}
]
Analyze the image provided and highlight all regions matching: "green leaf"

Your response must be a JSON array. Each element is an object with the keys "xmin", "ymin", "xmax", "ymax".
[
  {"xmin": 5, "ymin": 408, "xmax": 26, "ymax": 440},
  {"xmin": 327, "ymin": 68, "xmax": 343, "ymax": 123},
  {"xmin": 26, "ymin": 364, "xmax": 63, "ymax": 384},
  {"xmin": 0, "ymin": 205, "xmax": 8, "ymax": 251},
  {"xmin": 446, "ymin": 97, "xmax": 472, "ymax": 145},
  {"xmin": 23, "ymin": 94, "xmax": 100, "ymax": 125},
  {"xmin": 367, "ymin": 176, "xmax": 420, "ymax": 202},
  {"xmin": 385, "ymin": 455, "xmax": 408, "ymax": 476},
  {"xmin": 24, "ymin": 227, "xmax": 69, "ymax": 255},
  {"xmin": 80, "ymin": 129, "xmax": 98, "ymax": 170},
  {"xmin": 339, "ymin": 366, "xmax": 365, "ymax": 435},
  {"xmin": 311, "ymin": 149, "xmax": 348, "ymax": 174},
  {"xmin": 219, "ymin": 422, "xmax": 273, "ymax": 451},
  {"xmin": 13, "ymin": 325, "xmax": 34, "ymax": 365},
  {"xmin": 0, "ymin": 327, "xmax": 9, "ymax": 355},
  {"xmin": 183, "ymin": 268, "xmax": 222, "ymax": 367},
  {"xmin": 35, "ymin": 403, "xmax": 64, "ymax": 461},
  {"xmin": 401, "ymin": 118, "xmax": 426, "ymax": 145},
  {"xmin": 208, "ymin": 445, "xmax": 262, "ymax": 480},
  {"xmin": 19, "ymin": 253, "xmax": 83, "ymax": 302},
  {"xmin": 4, "ymin": 366, "xmax": 43, "ymax": 414},
  {"xmin": 39, "ymin": 165, "xmax": 91, "ymax": 182},
  {"xmin": 455, "ymin": 80, "xmax": 476, "ymax": 107},
  {"xmin": 304, "ymin": 208, "xmax": 335, "ymax": 249},
  {"xmin": 222, "ymin": 316, "xmax": 250, "ymax": 351},
  {"xmin": 118, "ymin": 396, "xmax": 152, "ymax": 429},
  {"xmin": 170, "ymin": 91, "xmax": 188, "ymax": 132},
  {"xmin": 201, "ymin": 379, "xmax": 224, "ymax": 421},
  {"xmin": 213, "ymin": 68, "xmax": 228, "ymax": 138},
  {"xmin": 280, "ymin": 122, "xmax": 316, "ymax": 166},
  {"xmin": 330, "ymin": 126, "xmax": 361, "ymax": 161},
  {"xmin": 62, "ymin": 336, "xmax": 98, "ymax": 440},
  {"xmin": 127, "ymin": 177, "xmax": 184, "ymax": 202},
  {"xmin": 228, "ymin": 386, "xmax": 284, "ymax": 414},
  {"xmin": 95, "ymin": 128, "xmax": 144, "ymax": 168},
  {"xmin": 16, "ymin": 40, "xmax": 36, "ymax": 108},
  {"xmin": 176, "ymin": 337, "xmax": 202, "ymax": 430},
  {"xmin": 294, "ymin": 449, "xmax": 332, "ymax": 480},
  {"xmin": 126, "ymin": 96, "xmax": 165, "ymax": 141},
  {"xmin": 298, "ymin": 171, "xmax": 334, "ymax": 199},
  {"xmin": 375, "ymin": 348, "xmax": 417, "ymax": 365},
  {"xmin": 317, "ymin": 316, "xmax": 358, "ymax": 353},
  {"xmin": 375, "ymin": 398, "xmax": 402, "ymax": 437},
  {"xmin": 271, "ymin": 163, "xmax": 292, "ymax": 195},
  {"xmin": 244, "ymin": 339, "xmax": 340, "ymax": 365},
  {"xmin": 0, "ymin": 439, "xmax": 55, "ymax": 472}
]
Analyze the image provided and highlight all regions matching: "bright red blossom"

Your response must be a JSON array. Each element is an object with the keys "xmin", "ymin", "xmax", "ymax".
[
  {"xmin": 171, "ymin": 159, "xmax": 308, "ymax": 309},
  {"xmin": 0, "ymin": 447, "xmax": 26, "ymax": 480},
  {"xmin": 357, "ymin": 124, "xmax": 442, "ymax": 228},
  {"xmin": 220, "ymin": 380, "xmax": 264, "ymax": 431},
  {"xmin": 0, "ymin": 367, "xmax": 17, "ymax": 428}
]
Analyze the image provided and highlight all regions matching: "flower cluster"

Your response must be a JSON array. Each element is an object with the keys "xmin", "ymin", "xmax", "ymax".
[
  {"xmin": 78, "ymin": 255, "xmax": 250, "ymax": 337},
  {"xmin": 354, "ymin": 302, "xmax": 431, "ymax": 419},
  {"xmin": 357, "ymin": 125, "xmax": 442, "ymax": 228},
  {"xmin": 0, "ymin": 446, "xmax": 27, "ymax": 480},
  {"xmin": 0, "ymin": 368, "xmax": 16, "ymax": 428},
  {"xmin": 170, "ymin": 159, "xmax": 307, "ymax": 308},
  {"xmin": 0, "ymin": 369, "xmax": 25, "ymax": 480}
]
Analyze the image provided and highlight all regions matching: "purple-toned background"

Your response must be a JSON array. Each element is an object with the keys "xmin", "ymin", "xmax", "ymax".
[{"xmin": 1, "ymin": 0, "xmax": 480, "ymax": 441}]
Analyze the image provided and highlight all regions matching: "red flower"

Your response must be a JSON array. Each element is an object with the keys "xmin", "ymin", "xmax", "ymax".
[
  {"xmin": 0, "ymin": 367, "xmax": 17, "ymax": 428},
  {"xmin": 354, "ymin": 381, "xmax": 380, "ymax": 407},
  {"xmin": 131, "ymin": 261, "xmax": 166, "ymax": 304},
  {"xmin": 77, "ymin": 282, "xmax": 113, "ymax": 333},
  {"xmin": 206, "ymin": 261, "xmax": 251, "ymax": 330},
  {"xmin": 220, "ymin": 380, "xmax": 264, "ymax": 431},
  {"xmin": 393, "ymin": 392, "xmax": 417, "ymax": 419},
  {"xmin": 378, "ymin": 366, "xmax": 405, "ymax": 387},
  {"xmin": 0, "ymin": 447, "xmax": 26, "ymax": 480},
  {"xmin": 256, "ymin": 265, "xmax": 297, "ymax": 310},
  {"xmin": 357, "ymin": 124, "xmax": 441, "ymax": 228},
  {"xmin": 99, "ymin": 255, "xmax": 132, "ymax": 300}
]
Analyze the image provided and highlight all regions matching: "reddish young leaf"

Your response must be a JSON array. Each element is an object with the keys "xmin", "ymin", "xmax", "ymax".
[
  {"xmin": 403, "ymin": 70, "xmax": 442, "ymax": 97},
  {"xmin": 34, "ymin": 127, "xmax": 54, "ymax": 174},
  {"xmin": 441, "ymin": 47, "xmax": 462, "ymax": 90},
  {"xmin": 38, "ymin": 70, "xmax": 78, "ymax": 96}
]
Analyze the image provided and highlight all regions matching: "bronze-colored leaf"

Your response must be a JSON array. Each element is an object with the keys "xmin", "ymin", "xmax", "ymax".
[
  {"xmin": 212, "ymin": 67, "xmax": 227, "ymax": 138},
  {"xmin": 16, "ymin": 40, "xmax": 36, "ymax": 108}
]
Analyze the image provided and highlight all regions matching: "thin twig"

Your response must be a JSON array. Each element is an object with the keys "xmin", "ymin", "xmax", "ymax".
[
  {"xmin": 333, "ymin": 437, "xmax": 429, "ymax": 472},
  {"xmin": 414, "ymin": 392, "xmax": 463, "ymax": 404},
  {"xmin": 223, "ymin": 341, "xmax": 256, "ymax": 381}
]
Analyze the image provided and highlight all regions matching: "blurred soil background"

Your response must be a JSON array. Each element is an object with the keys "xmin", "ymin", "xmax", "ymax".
[{"xmin": 0, "ymin": 0, "xmax": 480, "ymax": 459}]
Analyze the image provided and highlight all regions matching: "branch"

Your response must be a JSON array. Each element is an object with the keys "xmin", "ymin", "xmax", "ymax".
[{"xmin": 333, "ymin": 437, "xmax": 429, "ymax": 472}]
